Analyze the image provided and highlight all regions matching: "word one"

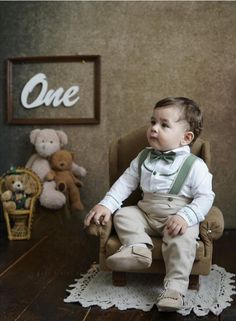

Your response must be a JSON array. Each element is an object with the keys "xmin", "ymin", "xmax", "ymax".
[{"xmin": 21, "ymin": 73, "xmax": 80, "ymax": 109}]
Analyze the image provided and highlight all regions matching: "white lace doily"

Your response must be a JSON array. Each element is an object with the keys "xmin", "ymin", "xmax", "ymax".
[{"xmin": 64, "ymin": 264, "xmax": 236, "ymax": 316}]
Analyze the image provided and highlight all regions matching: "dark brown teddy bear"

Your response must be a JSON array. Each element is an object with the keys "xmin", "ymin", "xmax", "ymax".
[{"xmin": 46, "ymin": 150, "xmax": 84, "ymax": 210}]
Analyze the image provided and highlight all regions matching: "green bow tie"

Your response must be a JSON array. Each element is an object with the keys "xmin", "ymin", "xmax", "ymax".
[{"xmin": 150, "ymin": 150, "xmax": 176, "ymax": 164}]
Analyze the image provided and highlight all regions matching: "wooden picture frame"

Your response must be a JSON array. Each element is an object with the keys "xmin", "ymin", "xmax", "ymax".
[{"xmin": 6, "ymin": 55, "xmax": 101, "ymax": 125}]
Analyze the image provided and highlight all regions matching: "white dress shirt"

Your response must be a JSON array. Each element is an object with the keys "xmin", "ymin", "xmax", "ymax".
[{"xmin": 99, "ymin": 146, "xmax": 215, "ymax": 226}]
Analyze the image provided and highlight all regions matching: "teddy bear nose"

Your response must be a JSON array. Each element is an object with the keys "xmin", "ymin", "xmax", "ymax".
[{"xmin": 59, "ymin": 162, "xmax": 65, "ymax": 167}]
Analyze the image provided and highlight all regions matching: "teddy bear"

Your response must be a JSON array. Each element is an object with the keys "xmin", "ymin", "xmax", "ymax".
[
  {"xmin": 1, "ymin": 170, "xmax": 34, "ymax": 236},
  {"xmin": 45, "ymin": 150, "xmax": 84, "ymax": 210},
  {"xmin": 1, "ymin": 172, "xmax": 32, "ymax": 214},
  {"xmin": 25, "ymin": 129, "xmax": 86, "ymax": 210}
]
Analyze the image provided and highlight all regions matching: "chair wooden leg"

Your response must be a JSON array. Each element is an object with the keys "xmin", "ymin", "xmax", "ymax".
[
  {"xmin": 112, "ymin": 271, "xmax": 127, "ymax": 286},
  {"xmin": 189, "ymin": 275, "xmax": 199, "ymax": 290}
]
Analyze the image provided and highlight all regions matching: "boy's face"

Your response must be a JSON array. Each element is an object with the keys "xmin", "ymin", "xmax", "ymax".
[{"xmin": 147, "ymin": 105, "xmax": 193, "ymax": 152}]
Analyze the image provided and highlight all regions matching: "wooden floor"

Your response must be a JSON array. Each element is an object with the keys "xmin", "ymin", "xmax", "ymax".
[{"xmin": 0, "ymin": 205, "xmax": 235, "ymax": 321}]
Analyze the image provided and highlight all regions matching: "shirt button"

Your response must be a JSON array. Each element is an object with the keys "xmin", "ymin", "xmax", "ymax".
[
  {"xmin": 153, "ymin": 171, "xmax": 157, "ymax": 176},
  {"xmin": 168, "ymin": 197, "xmax": 173, "ymax": 202}
]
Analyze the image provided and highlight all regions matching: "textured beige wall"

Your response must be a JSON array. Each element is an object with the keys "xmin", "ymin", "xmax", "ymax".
[{"xmin": 0, "ymin": 1, "xmax": 235, "ymax": 227}]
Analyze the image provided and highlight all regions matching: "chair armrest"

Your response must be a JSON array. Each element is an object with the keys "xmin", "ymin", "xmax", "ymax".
[
  {"xmin": 200, "ymin": 206, "xmax": 224, "ymax": 243},
  {"xmin": 85, "ymin": 217, "xmax": 113, "ymax": 247}
]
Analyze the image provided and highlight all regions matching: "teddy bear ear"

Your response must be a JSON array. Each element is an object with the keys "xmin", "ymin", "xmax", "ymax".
[
  {"xmin": 56, "ymin": 130, "xmax": 68, "ymax": 147},
  {"xmin": 30, "ymin": 129, "xmax": 41, "ymax": 144}
]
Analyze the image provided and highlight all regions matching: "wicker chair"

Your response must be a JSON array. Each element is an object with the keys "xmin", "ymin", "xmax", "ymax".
[
  {"xmin": 0, "ymin": 167, "xmax": 42, "ymax": 240},
  {"xmin": 86, "ymin": 126, "xmax": 224, "ymax": 288}
]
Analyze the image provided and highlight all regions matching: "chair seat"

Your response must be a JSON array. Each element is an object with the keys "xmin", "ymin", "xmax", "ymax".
[{"xmin": 106, "ymin": 235, "xmax": 205, "ymax": 262}]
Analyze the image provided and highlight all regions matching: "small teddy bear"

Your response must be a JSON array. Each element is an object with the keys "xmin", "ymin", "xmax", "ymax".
[
  {"xmin": 45, "ymin": 150, "xmax": 84, "ymax": 210},
  {"xmin": 1, "ymin": 172, "xmax": 32, "ymax": 214},
  {"xmin": 1, "ymin": 170, "xmax": 34, "ymax": 237}
]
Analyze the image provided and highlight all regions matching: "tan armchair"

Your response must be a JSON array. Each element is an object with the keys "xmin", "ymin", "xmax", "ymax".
[{"xmin": 86, "ymin": 126, "xmax": 224, "ymax": 288}]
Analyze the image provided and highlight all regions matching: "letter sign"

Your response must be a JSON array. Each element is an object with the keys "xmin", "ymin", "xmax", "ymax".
[{"xmin": 21, "ymin": 73, "xmax": 80, "ymax": 109}]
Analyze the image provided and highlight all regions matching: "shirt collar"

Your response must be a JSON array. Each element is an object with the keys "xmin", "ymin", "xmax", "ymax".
[
  {"xmin": 170, "ymin": 145, "xmax": 190, "ymax": 154},
  {"xmin": 147, "ymin": 145, "xmax": 190, "ymax": 154}
]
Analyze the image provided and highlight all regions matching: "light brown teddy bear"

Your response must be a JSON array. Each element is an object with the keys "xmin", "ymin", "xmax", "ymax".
[
  {"xmin": 45, "ymin": 150, "xmax": 84, "ymax": 210},
  {"xmin": 1, "ymin": 173, "xmax": 32, "ymax": 214},
  {"xmin": 1, "ymin": 171, "xmax": 35, "ymax": 237}
]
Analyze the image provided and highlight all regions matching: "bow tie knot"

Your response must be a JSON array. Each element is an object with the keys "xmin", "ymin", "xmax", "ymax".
[{"xmin": 150, "ymin": 150, "xmax": 176, "ymax": 164}]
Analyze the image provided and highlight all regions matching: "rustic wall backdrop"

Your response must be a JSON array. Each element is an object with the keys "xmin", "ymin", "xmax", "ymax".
[{"xmin": 0, "ymin": 1, "xmax": 235, "ymax": 227}]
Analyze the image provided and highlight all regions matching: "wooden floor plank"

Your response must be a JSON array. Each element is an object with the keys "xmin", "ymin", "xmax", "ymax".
[
  {"xmin": 82, "ymin": 307, "xmax": 158, "ymax": 321},
  {"xmin": 83, "ymin": 306, "xmax": 218, "ymax": 321},
  {"xmin": 0, "ymin": 235, "xmax": 49, "ymax": 278},
  {"xmin": 15, "ymin": 238, "xmax": 98, "ymax": 321},
  {"xmin": 213, "ymin": 230, "xmax": 236, "ymax": 321},
  {"xmin": 212, "ymin": 230, "xmax": 236, "ymax": 273},
  {"xmin": 0, "ymin": 204, "xmax": 64, "ymax": 275},
  {"xmin": 14, "ymin": 268, "xmax": 92, "ymax": 321},
  {"xmin": 0, "ymin": 209, "xmax": 96, "ymax": 321}
]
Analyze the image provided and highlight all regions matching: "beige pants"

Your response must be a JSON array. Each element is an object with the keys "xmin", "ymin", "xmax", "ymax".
[{"xmin": 113, "ymin": 193, "xmax": 199, "ymax": 295}]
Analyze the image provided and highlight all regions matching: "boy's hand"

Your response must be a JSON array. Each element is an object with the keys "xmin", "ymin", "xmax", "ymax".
[
  {"xmin": 84, "ymin": 204, "xmax": 112, "ymax": 227},
  {"xmin": 165, "ymin": 214, "xmax": 188, "ymax": 237}
]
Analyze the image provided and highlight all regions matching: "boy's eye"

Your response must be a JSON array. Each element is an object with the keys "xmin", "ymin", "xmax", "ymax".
[
  {"xmin": 161, "ymin": 123, "xmax": 169, "ymax": 128},
  {"xmin": 150, "ymin": 119, "xmax": 156, "ymax": 125}
]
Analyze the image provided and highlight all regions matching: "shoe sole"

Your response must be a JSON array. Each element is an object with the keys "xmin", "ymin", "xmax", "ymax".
[
  {"xmin": 157, "ymin": 305, "xmax": 181, "ymax": 312},
  {"xmin": 157, "ymin": 301, "xmax": 183, "ymax": 312}
]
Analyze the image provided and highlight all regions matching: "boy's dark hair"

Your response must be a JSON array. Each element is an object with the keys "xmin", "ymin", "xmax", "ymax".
[{"xmin": 154, "ymin": 97, "xmax": 203, "ymax": 144}]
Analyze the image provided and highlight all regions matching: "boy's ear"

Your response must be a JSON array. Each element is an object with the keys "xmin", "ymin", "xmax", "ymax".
[{"xmin": 182, "ymin": 131, "xmax": 194, "ymax": 146}]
